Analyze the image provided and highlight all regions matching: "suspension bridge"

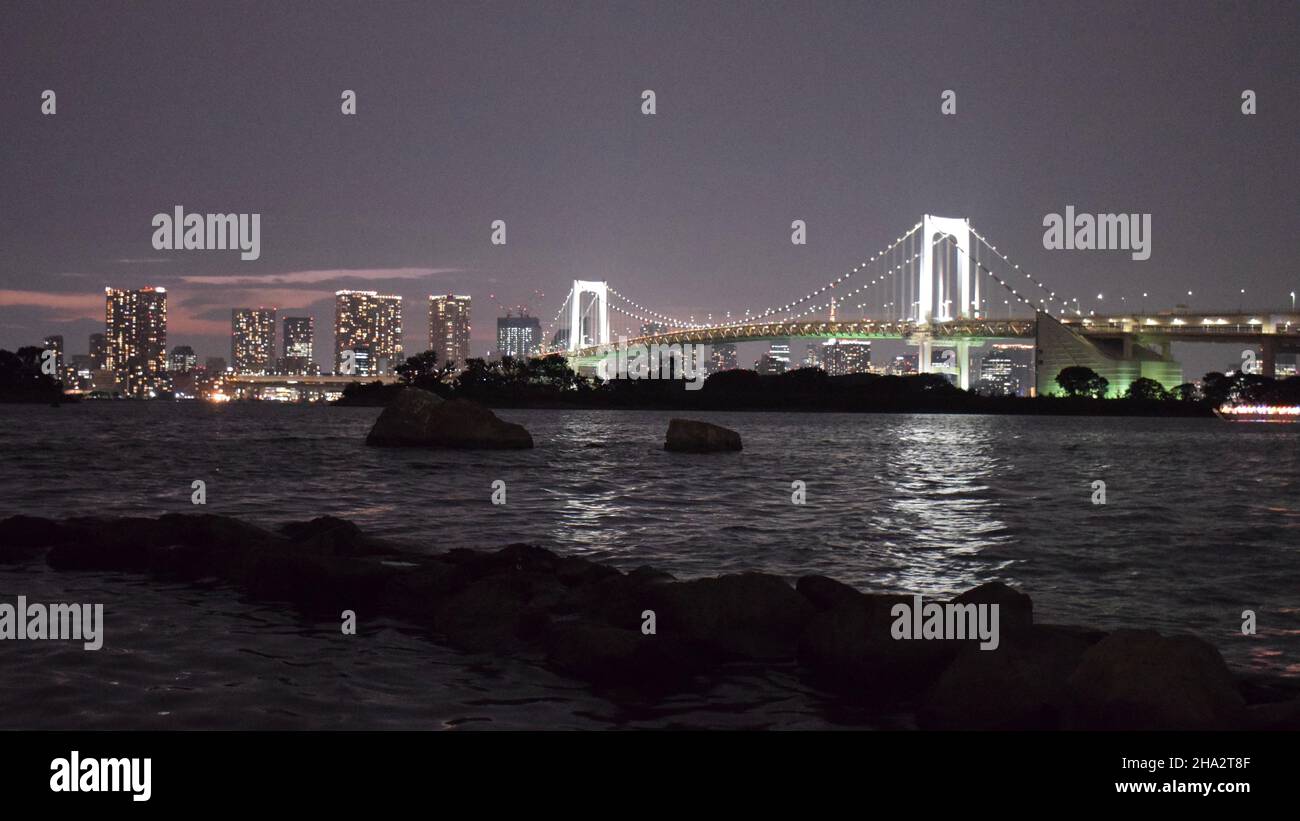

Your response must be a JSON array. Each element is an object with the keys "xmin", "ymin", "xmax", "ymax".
[{"xmin": 541, "ymin": 216, "xmax": 1300, "ymax": 394}]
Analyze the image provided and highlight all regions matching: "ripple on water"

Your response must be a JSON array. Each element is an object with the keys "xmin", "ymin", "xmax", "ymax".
[{"xmin": 0, "ymin": 403, "xmax": 1297, "ymax": 726}]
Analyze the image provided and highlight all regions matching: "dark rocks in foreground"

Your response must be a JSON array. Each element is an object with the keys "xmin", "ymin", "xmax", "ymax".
[
  {"xmin": 664, "ymin": 418, "xmax": 742, "ymax": 452},
  {"xmin": 1, "ymin": 511, "xmax": 1295, "ymax": 731},
  {"xmin": 366, "ymin": 388, "xmax": 533, "ymax": 449}
]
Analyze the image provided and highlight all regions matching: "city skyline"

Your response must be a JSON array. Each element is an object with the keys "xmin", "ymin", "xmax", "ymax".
[{"xmin": 2, "ymin": 2, "xmax": 1298, "ymax": 381}]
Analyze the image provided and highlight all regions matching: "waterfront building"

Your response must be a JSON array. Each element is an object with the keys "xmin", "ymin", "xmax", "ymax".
[{"xmin": 105, "ymin": 286, "xmax": 168, "ymax": 398}]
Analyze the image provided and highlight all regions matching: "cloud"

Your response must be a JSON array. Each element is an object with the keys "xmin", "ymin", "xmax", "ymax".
[
  {"xmin": 0, "ymin": 290, "xmax": 103, "ymax": 320},
  {"xmin": 178, "ymin": 267, "xmax": 461, "ymax": 286}
]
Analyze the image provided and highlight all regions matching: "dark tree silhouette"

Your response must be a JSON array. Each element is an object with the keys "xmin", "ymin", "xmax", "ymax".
[{"xmin": 1056, "ymin": 366, "xmax": 1109, "ymax": 398}]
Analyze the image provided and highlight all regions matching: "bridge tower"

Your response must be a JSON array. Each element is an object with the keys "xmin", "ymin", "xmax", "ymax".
[
  {"xmin": 916, "ymin": 215, "xmax": 973, "ymax": 323},
  {"xmin": 567, "ymin": 280, "xmax": 610, "ymax": 352},
  {"xmin": 915, "ymin": 216, "xmax": 976, "ymax": 388}
]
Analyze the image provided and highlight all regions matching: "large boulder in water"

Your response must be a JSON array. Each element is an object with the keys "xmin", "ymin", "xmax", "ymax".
[
  {"xmin": 365, "ymin": 389, "xmax": 533, "ymax": 449},
  {"xmin": 1065, "ymin": 629, "xmax": 1246, "ymax": 729},
  {"xmin": 663, "ymin": 418, "xmax": 742, "ymax": 453}
]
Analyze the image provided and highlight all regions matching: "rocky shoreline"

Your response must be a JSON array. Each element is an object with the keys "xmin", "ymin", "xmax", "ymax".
[{"xmin": 2, "ymin": 512, "xmax": 1296, "ymax": 731}]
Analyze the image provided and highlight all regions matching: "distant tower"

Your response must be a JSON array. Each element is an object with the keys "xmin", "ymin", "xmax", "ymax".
[
  {"xmin": 231, "ymin": 308, "xmax": 276, "ymax": 375},
  {"xmin": 282, "ymin": 316, "xmax": 315, "ymax": 374},
  {"xmin": 105, "ymin": 286, "xmax": 168, "ymax": 398},
  {"xmin": 429, "ymin": 294, "xmax": 472, "ymax": 369},
  {"xmin": 335, "ymin": 291, "xmax": 403, "ymax": 375}
]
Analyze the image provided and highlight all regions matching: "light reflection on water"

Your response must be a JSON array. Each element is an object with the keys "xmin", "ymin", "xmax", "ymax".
[{"xmin": 1, "ymin": 402, "xmax": 1297, "ymax": 681}]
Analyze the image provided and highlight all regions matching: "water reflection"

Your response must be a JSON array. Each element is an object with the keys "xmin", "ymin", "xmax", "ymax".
[{"xmin": 1, "ymin": 403, "xmax": 1297, "ymax": 678}]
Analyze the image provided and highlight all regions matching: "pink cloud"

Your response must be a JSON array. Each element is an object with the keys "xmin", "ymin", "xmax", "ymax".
[
  {"xmin": 0, "ymin": 290, "xmax": 103, "ymax": 320},
  {"xmin": 179, "ymin": 267, "xmax": 461, "ymax": 286}
]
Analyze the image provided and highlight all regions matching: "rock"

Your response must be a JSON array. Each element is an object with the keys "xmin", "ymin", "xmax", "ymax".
[
  {"xmin": 365, "ymin": 389, "xmax": 532, "ymax": 449},
  {"xmin": 244, "ymin": 553, "xmax": 406, "ymax": 613},
  {"xmin": 797, "ymin": 574, "xmax": 871, "ymax": 612},
  {"xmin": 443, "ymin": 543, "xmax": 562, "ymax": 579},
  {"xmin": 919, "ymin": 624, "xmax": 1103, "ymax": 730},
  {"xmin": 279, "ymin": 516, "xmax": 366, "ymax": 553},
  {"xmin": 0, "ymin": 515, "xmax": 67, "ymax": 561},
  {"xmin": 1066, "ymin": 629, "xmax": 1246, "ymax": 730},
  {"xmin": 951, "ymin": 581, "xmax": 1033, "ymax": 636},
  {"xmin": 1243, "ymin": 699, "xmax": 1300, "ymax": 731},
  {"xmin": 432, "ymin": 572, "xmax": 567, "ymax": 651},
  {"xmin": 554, "ymin": 555, "xmax": 622, "ymax": 589},
  {"xmin": 798, "ymin": 598, "xmax": 955, "ymax": 703},
  {"xmin": 47, "ymin": 517, "xmax": 171, "ymax": 571},
  {"xmin": 382, "ymin": 559, "xmax": 467, "ymax": 624},
  {"xmin": 663, "ymin": 418, "xmax": 742, "ymax": 453},
  {"xmin": 544, "ymin": 622, "xmax": 704, "ymax": 690},
  {"xmin": 571, "ymin": 566, "xmax": 676, "ymax": 631},
  {"xmin": 655, "ymin": 572, "xmax": 812, "ymax": 659}
]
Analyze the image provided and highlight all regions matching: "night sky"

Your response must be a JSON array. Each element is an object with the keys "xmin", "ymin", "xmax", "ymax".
[{"xmin": 2, "ymin": 1, "xmax": 1298, "ymax": 375}]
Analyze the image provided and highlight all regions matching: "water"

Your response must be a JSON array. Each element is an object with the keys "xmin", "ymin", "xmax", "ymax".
[{"xmin": 1, "ymin": 402, "xmax": 1297, "ymax": 728}]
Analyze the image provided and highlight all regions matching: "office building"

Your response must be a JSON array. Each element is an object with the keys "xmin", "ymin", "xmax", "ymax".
[
  {"xmin": 168, "ymin": 345, "xmax": 197, "ymax": 373},
  {"xmin": 710, "ymin": 342, "xmax": 738, "ymax": 372},
  {"xmin": 754, "ymin": 341, "xmax": 791, "ymax": 375},
  {"xmin": 821, "ymin": 338, "xmax": 872, "ymax": 376},
  {"xmin": 496, "ymin": 312, "xmax": 541, "ymax": 360},
  {"xmin": 978, "ymin": 343, "xmax": 1034, "ymax": 396}
]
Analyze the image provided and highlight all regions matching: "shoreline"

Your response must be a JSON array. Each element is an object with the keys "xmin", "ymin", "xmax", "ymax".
[{"xmin": 2, "ymin": 512, "xmax": 1295, "ymax": 731}]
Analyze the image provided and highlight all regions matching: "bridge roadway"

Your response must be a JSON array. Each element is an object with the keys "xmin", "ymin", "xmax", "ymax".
[{"xmin": 562, "ymin": 309, "xmax": 1300, "ymax": 358}]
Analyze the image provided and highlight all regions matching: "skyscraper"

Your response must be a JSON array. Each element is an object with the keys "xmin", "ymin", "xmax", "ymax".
[
  {"xmin": 820, "ymin": 338, "xmax": 871, "ymax": 375},
  {"xmin": 977, "ymin": 343, "xmax": 1034, "ymax": 396},
  {"xmin": 168, "ymin": 345, "xmax": 197, "ymax": 372},
  {"xmin": 429, "ymin": 294, "xmax": 472, "ymax": 369},
  {"xmin": 282, "ymin": 316, "xmax": 314, "ymax": 374},
  {"xmin": 755, "ymin": 340, "xmax": 791, "ymax": 374},
  {"xmin": 496, "ymin": 312, "xmax": 541, "ymax": 360},
  {"xmin": 231, "ymin": 308, "xmax": 276, "ymax": 374},
  {"xmin": 710, "ymin": 342, "xmax": 738, "ymax": 372},
  {"xmin": 105, "ymin": 286, "xmax": 167, "ymax": 398},
  {"xmin": 88, "ymin": 332, "xmax": 107, "ymax": 370},
  {"xmin": 335, "ymin": 291, "xmax": 403, "ymax": 375},
  {"xmin": 42, "ymin": 335, "xmax": 64, "ymax": 374}
]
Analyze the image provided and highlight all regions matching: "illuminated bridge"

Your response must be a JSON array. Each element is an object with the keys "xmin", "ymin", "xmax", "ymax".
[{"xmin": 541, "ymin": 215, "xmax": 1300, "ymax": 394}]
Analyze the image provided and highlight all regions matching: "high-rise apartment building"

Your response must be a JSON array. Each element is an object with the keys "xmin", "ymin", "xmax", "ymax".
[
  {"xmin": 754, "ymin": 341, "xmax": 791, "ymax": 375},
  {"xmin": 335, "ymin": 291, "xmax": 403, "ymax": 375},
  {"xmin": 168, "ymin": 345, "xmax": 197, "ymax": 373},
  {"xmin": 820, "ymin": 338, "xmax": 872, "ymax": 375},
  {"xmin": 977, "ymin": 343, "xmax": 1034, "ymax": 396},
  {"xmin": 105, "ymin": 286, "xmax": 168, "ymax": 398},
  {"xmin": 88, "ymin": 333, "xmax": 107, "ymax": 370},
  {"xmin": 429, "ymin": 294, "xmax": 471, "ymax": 368},
  {"xmin": 496, "ymin": 312, "xmax": 541, "ymax": 360},
  {"xmin": 231, "ymin": 308, "xmax": 277, "ymax": 374},
  {"xmin": 710, "ymin": 343, "xmax": 738, "ymax": 372},
  {"xmin": 42, "ymin": 335, "xmax": 64, "ymax": 374},
  {"xmin": 282, "ymin": 316, "xmax": 315, "ymax": 374}
]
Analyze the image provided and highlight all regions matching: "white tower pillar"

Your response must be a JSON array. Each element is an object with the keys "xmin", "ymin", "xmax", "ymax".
[
  {"xmin": 568, "ymin": 280, "xmax": 609, "ymax": 351},
  {"xmin": 917, "ymin": 215, "xmax": 973, "ymax": 323}
]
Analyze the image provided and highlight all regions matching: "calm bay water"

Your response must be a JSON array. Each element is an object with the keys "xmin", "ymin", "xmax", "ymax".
[{"xmin": 1, "ymin": 402, "xmax": 1297, "ymax": 728}]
